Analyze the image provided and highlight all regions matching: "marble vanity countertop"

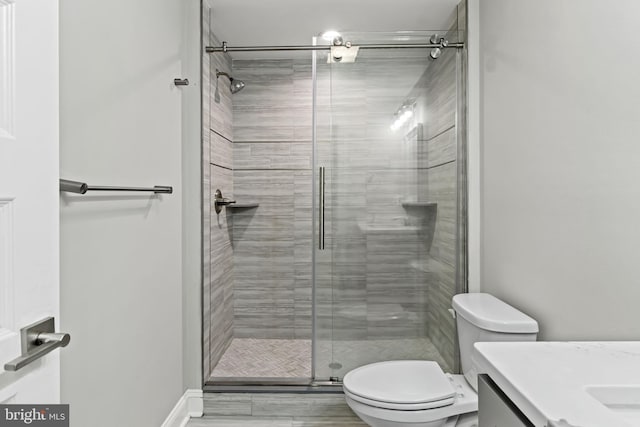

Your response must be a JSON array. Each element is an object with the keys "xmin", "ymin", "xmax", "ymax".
[{"xmin": 473, "ymin": 341, "xmax": 640, "ymax": 427}]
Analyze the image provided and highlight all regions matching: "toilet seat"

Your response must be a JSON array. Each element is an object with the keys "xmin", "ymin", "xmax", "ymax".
[
  {"xmin": 344, "ymin": 388, "xmax": 455, "ymax": 411},
  {"xmin": 344, "ymin": 373, "xmax": 478, "ymax": 426},
  {"xmin": 343, "ymin": 361, "xmax": 456, "ymax": 410}
]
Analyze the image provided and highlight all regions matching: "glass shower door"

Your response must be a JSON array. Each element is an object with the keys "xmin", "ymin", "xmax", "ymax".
[
  {"xmin": 313, "ymin": 43, "xmax": 336, "ymax": 380},
  {"xmin": 313, "ymin": 30, "xmax": 465, "ymax": 381}
]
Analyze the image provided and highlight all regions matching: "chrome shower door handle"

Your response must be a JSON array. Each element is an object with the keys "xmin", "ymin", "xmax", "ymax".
[
  {"xmin": 319, "ymin": 167, "xmax": 325, "ymax": 250},
  {"xmin": 4, "ymin": 317, "xmax": 71, "ymax": 372}
]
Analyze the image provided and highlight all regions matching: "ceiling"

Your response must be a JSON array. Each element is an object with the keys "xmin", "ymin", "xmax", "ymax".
[{"xmin": 209, "ymin": 0, "xmax": 460, "ymax": 58}]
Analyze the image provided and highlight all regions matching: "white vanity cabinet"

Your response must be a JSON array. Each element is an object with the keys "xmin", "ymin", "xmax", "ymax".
[
  {"xmin": 478, "ymin": 374, "xmax": 534, "ymax": 427},
  {"xmin": 474, "ymin": 342, "xmax": 640, "ymax": 427}
]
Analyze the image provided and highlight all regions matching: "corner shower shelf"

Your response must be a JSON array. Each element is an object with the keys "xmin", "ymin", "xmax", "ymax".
[
  {"xmin": 357, "ymin": 222, "xmax": 422, "ymax": 233},
  {"xmin": 226, "ymin": 203, "xmax": 259, "ymax": 210},
  {"xmin": 401, "ymin": 201, "xmax": 437, "ymax": 209},
  {"xmin": 409, "ymin": 258, "xmax": 442, "ymax": 273}
]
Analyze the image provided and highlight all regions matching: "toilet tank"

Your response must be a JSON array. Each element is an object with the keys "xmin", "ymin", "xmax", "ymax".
[{"xmin": 452, "ymin": 293, "xmax": 538, "ymax": 391}]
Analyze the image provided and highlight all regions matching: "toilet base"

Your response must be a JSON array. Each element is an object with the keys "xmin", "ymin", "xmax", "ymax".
[
  {"xmin": 354, "ymin": 410, "xmax": 456, "ymax": 427},
  {"xmin": 345, "ymin": 393, "xmax": 478, "ymax": 427}
]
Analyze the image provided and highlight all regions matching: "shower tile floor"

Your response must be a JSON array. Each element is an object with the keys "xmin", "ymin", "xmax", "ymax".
[
  {"xmin": 211, "ymin": 338, "xmax": 312, "ymax": 378},
  {"xmin": 209, "ymin": 337, "xmax": 449, "ymax": 380}
]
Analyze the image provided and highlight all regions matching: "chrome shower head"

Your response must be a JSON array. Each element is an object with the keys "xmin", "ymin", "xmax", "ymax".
[
  {"xmin": 216, "ymin": 70, "xmax": 245, "ymax": 94},
  {"xmin": 230, "ymin": 78, "xmax": 245, "ymax": 94}
]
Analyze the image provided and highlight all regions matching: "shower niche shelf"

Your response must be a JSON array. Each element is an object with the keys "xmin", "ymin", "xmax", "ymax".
[
  {"xmin": 400, "ymin": 200, "xmax": 437, "ymax": 209},
  {"xmin": 357, "ymin": 221, "xmax": 421, "ymax": 233},
  {"xmin": 409, "ymin": 258, "xmax": 440, "ymax": 273},
  {"xmin": 226, "ymin": 203, "xmax": 259, "ymax": 210}
]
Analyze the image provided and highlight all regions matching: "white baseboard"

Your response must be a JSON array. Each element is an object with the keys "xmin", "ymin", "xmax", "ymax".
[{"xmin": 161, "ymin": 389, "xmax": 203, "ymax": 427}]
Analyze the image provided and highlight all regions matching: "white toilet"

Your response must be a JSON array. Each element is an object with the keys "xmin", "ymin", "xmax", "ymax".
[{"xmin": 343, "ymin": 293, "xmax": 539, "ymax": 427}]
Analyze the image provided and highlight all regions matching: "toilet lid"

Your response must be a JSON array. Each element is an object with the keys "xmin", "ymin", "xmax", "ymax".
[{"xmin": 343, "ymin": 361, "xmax": 456, "ymax": 405}]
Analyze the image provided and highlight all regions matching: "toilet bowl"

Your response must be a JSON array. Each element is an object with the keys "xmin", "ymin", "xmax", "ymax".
[
  {"xmin": 343, "ymin": 293, "xmax": 539, "ymax": 427},
  {"xmin": 343, "ymin": 361, "xmax": 478, "ymax": 427}
]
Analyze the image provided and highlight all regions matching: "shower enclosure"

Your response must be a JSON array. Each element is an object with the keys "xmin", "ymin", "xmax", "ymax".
[{"xmin": 202, "ymin": 1, "xmax": 467, "ymax": 387}]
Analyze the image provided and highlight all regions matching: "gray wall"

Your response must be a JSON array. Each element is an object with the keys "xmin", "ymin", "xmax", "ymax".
[
  {"xmin": 478, "ymin": 0, "xmax": 640, "ymax": 339},
  {"xmin": 59, "ymin": 0, "xmax": 187, "ymax": 424},
  {"xmin": 203, "ymin": 1, "xmax": 235, "ymax": 379},
  {"xmin": 182, "ymin": 0, "xmax": 203, "ymax": 391}
]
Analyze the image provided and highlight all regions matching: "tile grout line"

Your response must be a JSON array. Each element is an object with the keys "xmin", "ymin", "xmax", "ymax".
[
  {"xmin": 419, "ymin": 123, "xmax": 456, "ymax": 142},
  {"xmin": 211, "ymin": 162, "xmax": 233, "ymax": 171},
  {"xmin": 210, "ymin": 128, "xmax": 233, "ymax": 143}
]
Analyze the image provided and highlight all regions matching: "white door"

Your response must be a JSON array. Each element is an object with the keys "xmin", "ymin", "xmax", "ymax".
[{"xmin": 0, "ymin": 0, "xmax": 60, "ymax": 403}]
